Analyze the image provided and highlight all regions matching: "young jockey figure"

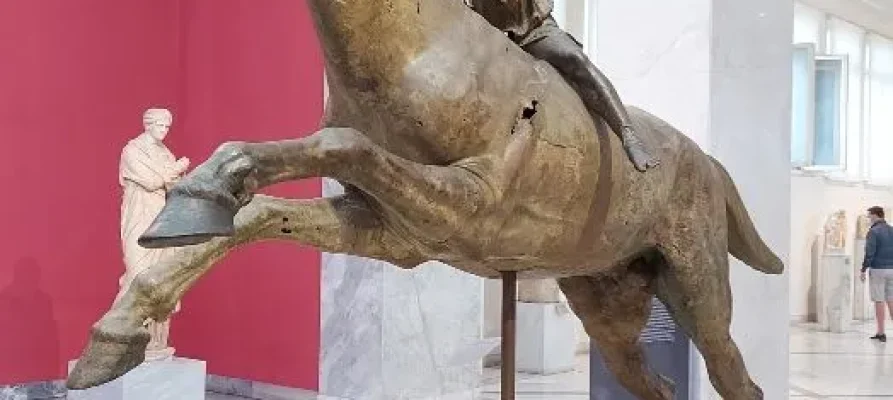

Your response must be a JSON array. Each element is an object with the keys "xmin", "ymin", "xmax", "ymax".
[{"xmin": 466, "ymin": 0, "xmax": 659, "ymax": 171}]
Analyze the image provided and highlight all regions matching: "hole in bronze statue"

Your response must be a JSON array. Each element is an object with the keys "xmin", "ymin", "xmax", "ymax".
[{"xmin": 522, "ymin": 100, "xmax": 538, "ymax": 119}]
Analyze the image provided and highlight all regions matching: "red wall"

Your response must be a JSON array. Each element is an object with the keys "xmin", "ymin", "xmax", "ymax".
[
  {"xmin": 170, "ymin": 1, "xmax": 324, "ymax": 390},
  {"xmin": 0, "ymin": 0, "xmax": 323, "ymax": 389}
]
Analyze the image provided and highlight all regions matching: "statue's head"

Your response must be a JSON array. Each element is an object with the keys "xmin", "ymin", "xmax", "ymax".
[{"xmin": 143, "ymin": 108, "xmax": 173, "ymax": 141}]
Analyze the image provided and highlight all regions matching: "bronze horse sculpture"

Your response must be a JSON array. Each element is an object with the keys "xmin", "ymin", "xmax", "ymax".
[{"xmin": 67, "ymin": 1, "xmax": 782, "ymax": 399}]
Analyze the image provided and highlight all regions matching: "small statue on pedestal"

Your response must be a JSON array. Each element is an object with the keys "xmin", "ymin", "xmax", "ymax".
[
  {"xmin": 823, "ymin": 210, "xmax": 847, "ymax": 254},
  {"xmin": 116, "ymin": 108, "xmax": 189, "ymax": 362}
]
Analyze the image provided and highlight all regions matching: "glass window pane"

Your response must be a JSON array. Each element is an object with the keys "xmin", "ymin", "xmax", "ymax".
[
  {"xmin": 791, "ymin": 46, "xmax": 812, "ymax": 166},
  {"xmin": 814, "ymin": 59, "xmax": 843, "ymax": 166}
]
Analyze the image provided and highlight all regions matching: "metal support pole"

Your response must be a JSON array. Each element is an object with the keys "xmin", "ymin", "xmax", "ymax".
[{"xmin": 501, "ymin": 271, "xmax": 517, "ymax": 400}]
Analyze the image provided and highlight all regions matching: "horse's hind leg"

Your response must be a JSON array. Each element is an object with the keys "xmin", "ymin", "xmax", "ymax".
[
  {"xmin": 67, "ymin": 194, "xmax": 421, "ymax": 390},
  {"xmin": 557, "ymin": 261, "xmax": 674, "ymax": 400},
  {"xmin": 656, "ymin": 239, "xmax": 763, "ymax": 399}
]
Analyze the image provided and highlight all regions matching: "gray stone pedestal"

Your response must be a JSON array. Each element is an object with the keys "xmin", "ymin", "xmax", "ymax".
[
  {"xmin": 854, "ymin": 239, "xmax": 873, "ymax": 321},
  {"xmin": 817, "ymin": 253, "xmax": 853, "ymax": 333},
  {"xmin": 66, "ymin": 357, "xmax": 205, "ymax": 400}
]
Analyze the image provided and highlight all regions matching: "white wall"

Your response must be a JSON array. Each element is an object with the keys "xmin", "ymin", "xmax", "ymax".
[
  {"xmin": 596, "ymin": 0, "xmax": 792, "ymax": 397},
  {"xmin": 789, "ymin": 173, "xmax": 893, "ymax": 320}
]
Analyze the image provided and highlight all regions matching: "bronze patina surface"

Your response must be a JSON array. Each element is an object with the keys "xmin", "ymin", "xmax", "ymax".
[{"xmin": 67, "ymin": 2, "xmax": 782, "ymax": 399}]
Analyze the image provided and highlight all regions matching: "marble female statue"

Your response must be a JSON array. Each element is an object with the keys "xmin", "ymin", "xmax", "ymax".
[
  {"xmin": 858, "ymin": 215, "xmax": 872, "ymax": 240},
  {"xmin": 116, "ymin": 108, "xmax": 189, "ymax": 361}
]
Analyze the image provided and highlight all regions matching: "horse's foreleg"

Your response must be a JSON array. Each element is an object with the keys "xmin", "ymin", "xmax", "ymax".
[
  {"xmin": 145, "ymin": 119, "xmax": 536, "ymax": 247},
  {"xmin": 67, "ymin": 194, "xmax": 420, "ymax": 390}
]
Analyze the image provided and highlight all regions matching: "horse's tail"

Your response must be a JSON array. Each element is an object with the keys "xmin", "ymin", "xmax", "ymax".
[{"xmin": 711, "ymin": 157, "xmax": 785, "ymax": 275}]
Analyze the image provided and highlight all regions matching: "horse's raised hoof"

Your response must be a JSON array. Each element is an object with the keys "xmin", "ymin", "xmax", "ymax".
[
  {"xmin": 66, "ymin": 321, "xmax": 151, "ymax": 390},
  {"xmin": 138, "ymin": 194, "xmax": 236, "ymax": 249}
]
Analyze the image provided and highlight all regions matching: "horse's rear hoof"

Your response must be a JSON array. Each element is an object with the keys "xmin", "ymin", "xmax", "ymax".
[
  {"xmin": 66, "ymin": 323, "xmax": 151, "ymax": 389},
  {"xmin": 138, "ymin": 194, "xmax": 236, "ymax": 249}
]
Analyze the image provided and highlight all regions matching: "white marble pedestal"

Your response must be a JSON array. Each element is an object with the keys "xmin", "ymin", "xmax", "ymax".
[
  {"xmin": 854, "ymin": 239, "xmax": 874, "ymax": 321},
  {"xmin": 516, "ymin": 302, "xmax": 577, "ymax": 375},
  {"xmin": 66, "ymin": 358, "xmax": 206, "ymax": 400},
  {"xmin": 817, "ymin": 254, "xmax": 853, "ymax": 333}
]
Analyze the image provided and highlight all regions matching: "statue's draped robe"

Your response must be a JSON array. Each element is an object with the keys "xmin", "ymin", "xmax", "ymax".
[
  {"xmin": 117, "ymin": 133, "xmax": 181, "ymax": 357},
  {"xmin": 118, "ymin": 134, "xmax": 179, "ymax": 285}
]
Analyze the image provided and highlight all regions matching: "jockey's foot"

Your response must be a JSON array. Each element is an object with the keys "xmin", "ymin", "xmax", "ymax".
[{"xmin": 621, "ymin": 126, "xmax": 660, "ymax": 172}]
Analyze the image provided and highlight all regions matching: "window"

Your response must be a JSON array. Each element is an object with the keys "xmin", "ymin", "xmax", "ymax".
[
  {"xmin": 791, "ymin": 44, "xmax": 815, "ymax": 167},
  {"xmin": 814, "ymin": 56, "xmax": 847, "ymax": 167},
  {"xmin": 791, "ymin": 3, "xmax": 893, "ymax": 184},
  {"xmin": 790, "ymin": 44, "xmax": 849, "ymax": 170}
]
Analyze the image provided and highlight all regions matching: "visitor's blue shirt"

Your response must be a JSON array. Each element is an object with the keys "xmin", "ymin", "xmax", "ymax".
[{"xmin": 863, "ymin": 220, "xmax": 893, "ymax": 271}]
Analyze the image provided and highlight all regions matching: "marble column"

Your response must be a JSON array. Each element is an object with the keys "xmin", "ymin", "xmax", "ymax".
[
  {"xmin": 516, "ymin": 279, "xmax": 577, "ymax": 374},
  {"xmin": 318, "ymin": 180, "xmax": 492, "ymax": 400},
  {"xmin": 594, "ymin": 0, "xmax": 792, "ymax": 398}
]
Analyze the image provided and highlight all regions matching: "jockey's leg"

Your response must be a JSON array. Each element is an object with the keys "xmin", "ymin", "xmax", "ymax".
[{"xmin": 520, "ymin": 18, "xmax": 659, "ymax": 172}]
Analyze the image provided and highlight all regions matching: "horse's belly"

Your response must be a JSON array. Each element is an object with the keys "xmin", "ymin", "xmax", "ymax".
[{"xmin": 324, "ymin": 11, "xmax": 625, "ymax": 272}]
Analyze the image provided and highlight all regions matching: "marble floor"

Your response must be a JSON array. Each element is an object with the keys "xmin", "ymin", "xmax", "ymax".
[
  {"xmin": 198, "ymin": 321, "xmax": 893, "ymax": 399},
  {"xmin": 790, "ymin": 321, "xmax": 893, "ymax": 399},
  {"xmin": 206, "ymin": 360, "xmax": 590, "ymax": 400}
]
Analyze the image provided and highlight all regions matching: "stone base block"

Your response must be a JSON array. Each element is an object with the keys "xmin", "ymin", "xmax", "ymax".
[
  {"xmin": 817, "ymin": 253, "xmax": 853, "ymax": 333},
  {"xmin": 66, "ymin": 357, "xmax": 205, "ymax": 400},
  {"xmin": 206, "ymin": 375, "xmax": 320, "ymax": 399},
  {"xmin": 516, "ymin": 302, "xmax": 577, "ymax": 375}
]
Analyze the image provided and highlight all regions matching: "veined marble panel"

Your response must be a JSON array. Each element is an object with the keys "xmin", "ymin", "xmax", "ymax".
[
  {"xmin": 320, "ymin": 256, "xmax": 487, "ymax": 399},
  {"xmin": 319, "ymin": 179, "xmax": 487, "ymax": 399},
  {"xmin": 319, "ymin": 252, "xmax": 386, "ymax": 399}
]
